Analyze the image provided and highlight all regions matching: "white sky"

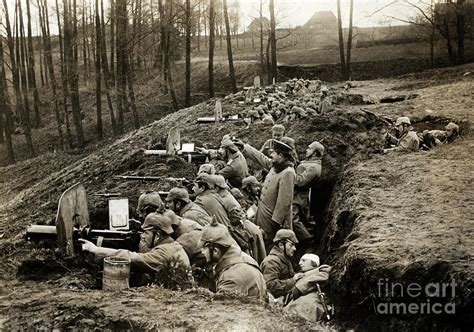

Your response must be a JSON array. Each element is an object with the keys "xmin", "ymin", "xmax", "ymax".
[{"xmin": 0, "ymin": 0, "xmax": 420, "ymax": 36}]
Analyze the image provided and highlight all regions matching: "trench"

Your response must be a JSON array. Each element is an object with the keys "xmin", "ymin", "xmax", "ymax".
[{"xmin": 13, "ymin": 111, "xmax": 468, "ymax": 329}]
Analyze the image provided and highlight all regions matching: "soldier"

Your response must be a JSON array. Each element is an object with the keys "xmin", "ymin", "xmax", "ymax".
[
  {"xmin": 163, "ymin": 209, "xmax": 202, "ymax": 239},
  {"xmin": 199, "ymin": 219, "xmax": 267, "ymax": 300},
  {"xmin": 165, "ymin": 187, "xmax": 211, "ymax": 226},
  {"xmin": 192, "ymin": 174, "xmax": 231, "ymax": 226},
  {"xmin": 240, "ymin": 175, "xmax": 261, "ymax": 212},
  {"xmin": 260, "ymin": 125, "xmax": 286, "ymax": 157},
  {"xmin": 136, "ymin": 191, "xmax": 165, "ymax": 220},
  {"xmin": 198, "ymin": 163, "xmax": 216, "ymax": 176},
  {"xmin": 384, "ymin": 116, "xmax": 419, "ymax": 152},
  {"xmin": 212, "ymin": 174, "xmax": 267, "ymax": 264},
  {"xmin": 80, "ymin": 213, "xmax": 191, "ymax": 286},
  {"xmin": 260, "ymin": 229, "xmax": 303, "ymax": 300},
  {"xmin": 293, "ymin": 141, "xmax": 324, "ymax": 244},
  {"xmin": 285, "ymin": 254, "xmax": 332, "ymax": 322}
]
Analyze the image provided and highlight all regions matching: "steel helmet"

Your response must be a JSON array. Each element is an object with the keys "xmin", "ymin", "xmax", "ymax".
[
  {"xmin": 199, "ymin": 218, "xmax": 234, "ymax": 248},
  {"xmin": 176, "ymin": 230, "xmax": 202, "ymax": 256},
  {"xmin": 198, "ymin": 163, "xmax": 216, "ymax": 175},
  {"xmin": 166, "ymin": 188, "xmax": 190, "ymax": 203},
  {"xmin": 242, "ymin": 176, "xmax": 259, "ymax": 188},
  {"xmin": 395, "ymin": 117, "xmax": 411, "ymax": 126},
  {"xmin": 445, "ymin": 122, "xmax": 459, "ymax": 133},
  {"xmin": 308, "ymin": 141, "xmax": 325, "ymax": 156},
  {"xmin": 143, "ymin": 213, "xmax": 174, "ymax": 235},
  {"xmin": 211, "ymin": 175, "xmax": 228, "ymax": 189},
  {"xmin": 273, "ymin": 229, "xmax": 298, "ymax": 244},
  {"xmin": 137, "ymin": 192, "xmax": 164, "ymax": 212}
]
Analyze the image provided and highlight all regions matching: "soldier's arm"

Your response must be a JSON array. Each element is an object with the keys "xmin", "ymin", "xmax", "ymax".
[
  {"xmin": 295, "ymin": 166, "xmax": 319, "ymax": 188},
  {"xmin": 242, "ymin": 144, "xmax": 272, "ymax": 172},
  {"xmin": 261, "ymin": 260, "xmax": 296, "ymax": 298}
]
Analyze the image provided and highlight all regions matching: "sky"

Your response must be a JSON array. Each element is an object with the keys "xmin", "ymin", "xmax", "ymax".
[
  {"xmin": 236, "ymin": 0, "xmax": 418, "ymax": 28},
  {"xmin": 0, "ymin": 0, "xmax": 421, "ymax": 35}
]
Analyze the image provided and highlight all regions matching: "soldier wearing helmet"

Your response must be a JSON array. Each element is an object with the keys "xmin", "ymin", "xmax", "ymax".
[
  {"xmin": 260, "ymin": 229, "xmax": 304, "ymax": 299},
  {"xmin": 80, "ymin": 213, "xmax": 191, "ymax": 287},
  {"xmin": 384, "ymin": 116, "xmax": 419, "ymax": 152},
  {"xmin": 136, "ymin": 191, "xmax": 165, "ymax": 220},
  {"xmin": 199, "ymin": 219, "xmax": 267, "ymax": 300},
  {"xmin": 292, "ymin": 141, "xmax": 325, "ymax": 246},
  {"xmin": 192, "ymin": 174, "xmax": 231, "ymax": 226},
  {"xmin": 240, "ymin": 176, "xmax": 261, "ymax": 211},
  {"xmin": 165, "ymin": 187, "xmax": 211, "ymax": 226}
]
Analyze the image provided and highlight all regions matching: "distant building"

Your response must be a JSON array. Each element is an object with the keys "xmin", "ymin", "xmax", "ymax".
[
  {"xmin": 303, "ymin": 11, "xmax": 337, "ymax": 31},
  {"xmin": 246, "ymin": 17, "xmax": 270, "ymax": 34}
]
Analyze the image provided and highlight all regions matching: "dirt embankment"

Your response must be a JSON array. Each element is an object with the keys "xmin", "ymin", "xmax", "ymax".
[{"xmin": 0, "ymin": 63, "xmax": 473, "ymax": 330}]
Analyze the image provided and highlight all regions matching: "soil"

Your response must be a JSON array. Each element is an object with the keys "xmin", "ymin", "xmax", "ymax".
[{"xmin": 0, "ymin": 62, "xmax": 473, "ymax": 330}]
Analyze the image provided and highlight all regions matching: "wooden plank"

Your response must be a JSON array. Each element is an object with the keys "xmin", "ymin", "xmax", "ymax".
[{"xmin": 55, "ymin": 183, "xmax": 89, "ymax": 256}]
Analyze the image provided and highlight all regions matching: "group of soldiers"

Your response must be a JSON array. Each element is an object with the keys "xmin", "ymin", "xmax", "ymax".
[
  {"xmin": 383, "ymin": 116, "xmax": 460, "ymax": 152},
  {"xmin": 80, "ymin": 123, "xmax": 331, "ymax": 322}
]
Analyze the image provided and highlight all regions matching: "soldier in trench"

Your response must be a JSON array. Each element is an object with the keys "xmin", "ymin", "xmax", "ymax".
[{"xmin": 383, "ymin": 116, "xmax": 420, "ymax": 152}]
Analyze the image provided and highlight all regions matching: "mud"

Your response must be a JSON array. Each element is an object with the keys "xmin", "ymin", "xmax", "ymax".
[{"xmin": 1, "ymin": 63, "xmax": 473, "ymax": 330}]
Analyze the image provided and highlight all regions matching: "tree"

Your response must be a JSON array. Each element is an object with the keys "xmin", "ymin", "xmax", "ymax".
[
  {"xmin": 346, "ymin": 0, "xmax": 354, "ymax": 80},
  {"xmin": 223, "ymin": 0, "xmax": 237, "ymax": 93},
  {"xmin": 337, "ymin": 0, "xmax": 346, "ymax": 79},
  {"xmin": 115, "ymin": 0, "xmax": 127, "ymax": 134},
  {"xmin": 208, "ymin": 0, "xmax": 216, "ymax": 98},
  {"xmin": 269, "ymin": 0, "xmax": 277, "ymax": 83},
  {"xmin": 95, "ymin": 0, "xmax": 104, "ymax": 139},
  {"xmin": 185, "ymin": 0, "xmax": 192, "ymax": 107}
]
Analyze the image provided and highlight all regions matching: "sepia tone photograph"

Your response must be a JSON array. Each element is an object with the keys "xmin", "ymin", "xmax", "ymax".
[{"xmin": 0, "ymin": 0, "xmax": 472, "ymax": 330}]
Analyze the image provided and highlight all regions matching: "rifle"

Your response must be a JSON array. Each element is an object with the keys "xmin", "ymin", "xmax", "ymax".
[
  {"xmin": 113, "ymin": 175, "xmax": 189, "ymax": 183},
  {"xmin": 93, "ymin": 192, "xmax": 122, "ymax": 198},
  {"xmin": 143, "ymin": 150, "xmax": 210, "ymax": 164},
  {"xmin": 316, "ymin": 283, "xmax": 332, "ymax": 321}
]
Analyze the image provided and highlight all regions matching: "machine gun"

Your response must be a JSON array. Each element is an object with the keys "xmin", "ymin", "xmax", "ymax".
[
  {"xmin": 113, "ymin": 175, "xmax": 193, "ymax": 193},
  {"xmin": 25, "ymin": 183, "xmax": 142, "ymax": 256},
  {"xmin": 316, "ymin": 283, "xmax": 332, "ymax": 321}
]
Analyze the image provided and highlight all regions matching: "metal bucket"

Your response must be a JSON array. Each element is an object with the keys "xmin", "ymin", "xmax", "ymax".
[{"xmin": 102, "ymin": 257, "xmax": 131, "ymax": 291}]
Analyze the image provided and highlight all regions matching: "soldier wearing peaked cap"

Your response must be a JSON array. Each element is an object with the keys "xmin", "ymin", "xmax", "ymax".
[
  {"xmin": 199, "ymin": 219, "xmax": 267, "ymax": 300},
  {"xmin": 241, "ymin": 139, "xmax": 296, "ymax": 253},
  {"xmin": 80, "ymin": 213, "xmax": 191, "ymax": 286},
  {"xmin": 216, "ymin": 137, "xmax": 249, "ymax": 188}
]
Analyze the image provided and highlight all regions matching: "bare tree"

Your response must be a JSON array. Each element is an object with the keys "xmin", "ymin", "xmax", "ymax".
[
  {"xmin": 346, "ymin": 0, "xmax": 354, "ymax": 80},
  {"xmin": 185, "ymin": 0, "xmax": 192, "ymax": 107},
  {"xmin": 94, "ymin": 0, "xmax": 104, "ymax": 139},
  {"xmin": 115, "ymin": 0, "xmax": 127, "ymax": 133},
  {"xmin": 223, "ymin": 0, "xmax": 237, "ymax": 93},
  {"xmin": 208, "ymin": 0, "xmax": 216, "ymax": 98},
  {"xmin": 337, "ymin": 0, "xmax": 346, "ymax": 79},
  {"xmin": 269, "ymin": 0, "xmax": 277, "ymax": 83}
]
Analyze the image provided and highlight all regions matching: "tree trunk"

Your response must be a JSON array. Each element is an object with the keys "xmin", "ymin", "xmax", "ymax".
[
  {"xmin": 110, "ymin": 0, "xmax": 116, "ymax": 82},
  {"xmin": 260, "ymin": 0, "xmax": 265, "ymax": 81},
  {"xmin": 158, "ymin": 0, "xmax": 167, "ymax": 94},
  {"xmin": 95, "ymin": 0, "xmax": 104, "ymax": 139},
  {"xmin": 223, "ymin": 0, "xmax": 237, "ymax": 93},
  {"xmin": 455, "ymin": 1, "xmax": 465, "ymax": 64},
  {"xmin": 56, "ymin": 0, "xmax": 73, "ymax": 148},
  {"xmin": 337, "ymin": 0, "xmax": 346, "ymax": 79},
  {"xmin": 164, "ymin": 0, "xmax": 179, "ymax": 111},
  {"xmin": 100, "ymin": 0, "xmax": 117, "ymax": 134},
  {"xmin": 0, "ymin": 33, "xmax": 15, "ymax": 163},
  {"xmin": 25, "ymin": 0, "xmax": 42, "ymax": 128},
  {"xmin": 269, "ymin": 0, "xmax": 277, "ymax": 83},
  {"xmin": 65, "ymin": 0, "xmax": 85, "ymax": 147},
  {"xmin": 17, "ymin": 0, "xmax": 36, "ymax": 156},
  {"xmin": 209, "ymin": 0, "xmax": 216, "ymax": 98},
  {"xmin": 185, "ymin": 0, "xmax": 192, "ymax": 107},
  {"xmin": 38, "ymin": 0, "xmax": 64, "ymax": 149},
  {"xmin": 115, "ymin": 0, "xmax": 127, "ymax": 134},
  {"xmin": 82, "ymin": 0, "xmax": 89, "ymax": 80},
  {"xmin": 345, "ymin": 0, "xmax": 354, "ymax": 80}
]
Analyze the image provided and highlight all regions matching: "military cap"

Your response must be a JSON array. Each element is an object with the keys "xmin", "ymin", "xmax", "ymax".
[
  {"xmin": 143, "ymin": 213, "xmax": 174, "ymax": 234},
  {"xmin": 280, "ymin": 136, "xmax": 296, "ymax": 150},
  {"xmin": 301, "ymin": 253, "xmax": 320, "ymax": 267},
  {"xmin": 176, "ymin": 230, "xmax": 202, "ymax": 256},
  {"xmin": 273, "ymin": 140, "xmax": 293, "ymax": 154},
  {"xmin": 211, "ymin": 175, "xmax": 228, "ymax": 189},
  {"xmin": 242, "ymin": 175, "xmax": 260, "ymax": 188},
  {"xmin": 196, "ymin": 173, "xmax": 215, "ymax": 187},
  {"xmin": 395, "ymin": 117, "xmax": 411, "ymax": 126},
  {"xmin": 166, "ymin": 187, "xmax": 190, "ymax": 203},
  {"xmin": 230, "ymin": 188, "xmax": 244, "ymax": 199},
  {"xmin": 445, "ymin": 122, "xmax": 459, "ymax": 132},
  {"xmin": 262, "ymin": 115, "xmax": 275, "ymax": 125}
]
